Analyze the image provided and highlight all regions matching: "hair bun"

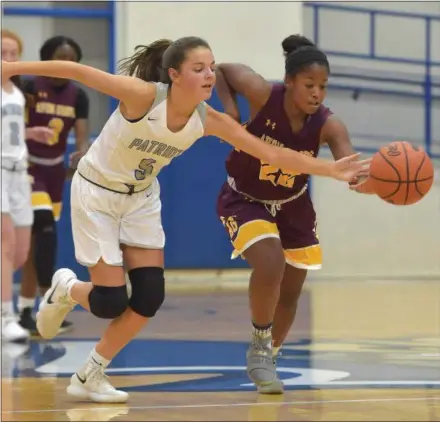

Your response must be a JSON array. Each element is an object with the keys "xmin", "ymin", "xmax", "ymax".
[{"xmin": 282, "ymin": 34, "xmax": 315, "ymax": 56}]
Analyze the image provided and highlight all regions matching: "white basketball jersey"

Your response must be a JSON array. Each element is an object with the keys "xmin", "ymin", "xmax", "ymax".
[
  {"xmin": 1, "ymin": 84, "xmax": 27, "ymax": 162},
  {"xmin": 81, "ymin": 82, "xmax": 206, "ymax": 186}
]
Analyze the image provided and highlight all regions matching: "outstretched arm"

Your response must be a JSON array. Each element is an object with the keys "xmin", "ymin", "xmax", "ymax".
[
  {"xmin": 321, "ymin": 116, "xmax": 375, "ymax": 193},
  {"xmin": 205, "ymin": 107, "xmax": 370, "ymax": 182},
  {"xmin": 216, "ymin": 63, "xmax": 272, "ymax": 120},
  {"xmin": 2, "ymin": 60, "xmax": 155, "ymax": 120}
]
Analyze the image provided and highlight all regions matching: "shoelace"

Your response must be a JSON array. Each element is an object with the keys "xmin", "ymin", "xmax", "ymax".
[
  {"xmin": 86, "ymin": 365, "xmax": 114, "ymax": 391},
  {"xmin": 250, "ymin": 340, "xmax": 273, "ymax": 364},
  {"xmin": 58, "ymin": 284, "xmax": 76, "ymax": 307},
  {"xmin": 273, "ymin": 351, "xmax": 282, "ymax": 366},
  {"xmin": 265, "ymin": 203, "xmax": 282, "ymax": 217}
]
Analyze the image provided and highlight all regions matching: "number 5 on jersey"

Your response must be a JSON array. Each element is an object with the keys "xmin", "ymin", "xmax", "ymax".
[{"xmin": 135, "ymin": 158, "xmax": 156, "ymax": 181}]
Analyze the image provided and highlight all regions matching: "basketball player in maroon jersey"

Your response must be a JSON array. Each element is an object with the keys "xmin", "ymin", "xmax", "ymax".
[
  {"xmin": 216, "ymin": 35, "xmax": 374, "ymax": 393},
  {"xmin": 18, "ymin": 36, "xmax": 90, "ymax": 335}
]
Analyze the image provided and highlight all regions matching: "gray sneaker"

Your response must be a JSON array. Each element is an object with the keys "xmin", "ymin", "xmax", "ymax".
[
  {"xmin": 257, "ymin": 377, "xmax": 284, "ymax": 394},
  {"xmin": 273, "ymin": 349, "xmax": 282, "ymax": 367},
  {"xmin": 256, "ymin": 349, "xmax": 284, "ymax": 394},
  {"xmin": 246, "ymin": 335, "xmax": 277, "ymax": 386}
]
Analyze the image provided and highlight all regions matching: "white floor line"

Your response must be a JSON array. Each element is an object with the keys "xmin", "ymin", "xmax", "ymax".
[{"xmin": 4, "ymin": 395, "xmax": 439, "ymax": 415}]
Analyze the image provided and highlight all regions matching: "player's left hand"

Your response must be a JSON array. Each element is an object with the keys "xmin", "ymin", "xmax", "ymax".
[
  {"xmin": 330, "ymin": 154, "xmax": 371, "ymax": 182},
  {"xmin": 26, "ymin": 126, "xmax": 54, "ymax": 144},
  {"xmin": 349, "ymin": 175, "xmax": 376, "ymax": 194}
]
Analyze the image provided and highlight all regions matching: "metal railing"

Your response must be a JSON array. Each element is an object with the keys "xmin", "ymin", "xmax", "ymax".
[{"xmin": 304, "ymin": 2, "xmax": 440, "ymax": 158}]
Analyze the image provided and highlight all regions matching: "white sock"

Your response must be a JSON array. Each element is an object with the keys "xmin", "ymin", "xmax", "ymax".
[
  {"xmin": 66, "ymin": 278, "xmax": 80, "ymax": 304},
  {"xmin": 272, "ymin": 346, "xmax": 281, "ymax": 357},
  {"xmin": 18, "ymin": 296, "xmax": 36, "ymax": 312},
  {"xmin": 77, "ymin": 349, "xmax": 111, "ymax": 379},
  {"xmin": 90, "ymin": 348, "xmax": 110, "ymax": 368}
]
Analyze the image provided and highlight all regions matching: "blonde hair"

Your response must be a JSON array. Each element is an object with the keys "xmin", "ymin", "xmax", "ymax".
[{"xmin": 1, "ymin": 29, "xmax": 24, "ymax": 55}]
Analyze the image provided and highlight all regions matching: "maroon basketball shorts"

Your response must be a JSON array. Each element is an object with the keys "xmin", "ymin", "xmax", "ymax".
[
  {"xmin": 217, "ymin": 183, "xmax": 322, "ymax": 270},
  {"xmin": 28, "ymin": 160, "xmax": 66, "ymax": 221}
]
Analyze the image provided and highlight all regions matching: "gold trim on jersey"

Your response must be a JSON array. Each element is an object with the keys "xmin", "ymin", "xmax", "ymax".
[
  {"xmin": 31, "ymin": 192, "xmax": 51, "ymax": 210},
  {"xmin": 226, "ymin": 218, "xmax": 322, "ymax": 269},
  {"xmin": 231, "ymin": 220, "xmax": 279, "ymax": 258},
  {"xmin": 31, "ymin": 192, "xmax": 62, "ymax": 220},
  {"xmin": 284, "ymin": 244, "xmax": 322, "ymax": 270},
  {"xmin": 52, "ymin": 202, "xmax": 62, "ymax": 220}
]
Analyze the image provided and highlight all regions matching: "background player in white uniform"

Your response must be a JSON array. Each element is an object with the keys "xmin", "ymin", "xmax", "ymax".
[
  {"xmin": 1, "ymin": 30, "xmax": 53, "ymax": 343},
  {"xmin": 2, "ymin": 36, "xmax": 369, "ymax": 402}
]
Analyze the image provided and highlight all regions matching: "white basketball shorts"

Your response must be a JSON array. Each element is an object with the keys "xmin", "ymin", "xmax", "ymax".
[
  {"xmin": 1, "ymin": 168, "xmax": 33, "ymax": 227},
  {"xmin": 70, "ymin": 172, "xmax": 165, "ymax": 267}
]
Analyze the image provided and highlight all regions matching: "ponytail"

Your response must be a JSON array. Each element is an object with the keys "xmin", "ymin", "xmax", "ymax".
[
  {"xmin": 282, "ymin": 34, "xmax": 315, "ymax": 56},
  {"xmin": 118, "ymin": 39, "xmax": 172, "ymax": 83}
]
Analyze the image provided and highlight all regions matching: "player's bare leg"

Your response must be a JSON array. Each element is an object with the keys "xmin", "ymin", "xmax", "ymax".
[
  {"xmin": 272, "ymin": 266, "xmax": 307, "ymax": 363},
  {"xmin": 244, "ymin": 238, "xmax": 285, "ymax": 393},
  {"xmin": 36, "ymin": 246, "xmax": 164, "ymax": 403},
  {"xmin": 1, "ymin": 214, "xmax": 30, "ymax": 342}
]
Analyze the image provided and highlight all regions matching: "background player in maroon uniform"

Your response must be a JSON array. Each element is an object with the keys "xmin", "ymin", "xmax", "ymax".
[
  {"xmin": 18, "ymin": 36, "xmax": 90, "ymax": 335},
  {"xmin": 216, "ymin": 35, "xmax": 373, "ymax": 393}
]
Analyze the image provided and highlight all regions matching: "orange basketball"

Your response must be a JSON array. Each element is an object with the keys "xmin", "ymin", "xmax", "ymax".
[{"xmin": 370, "ymin": 141, "xmax": 434, "ymax": 205}]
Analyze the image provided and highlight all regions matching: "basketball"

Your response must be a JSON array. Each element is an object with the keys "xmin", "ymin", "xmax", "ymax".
[{"xmin": 369, "ymin": 141, "xmax": 434, "ymax": 205}]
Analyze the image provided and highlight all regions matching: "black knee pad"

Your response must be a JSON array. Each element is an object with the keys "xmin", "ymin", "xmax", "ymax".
[
  {"xmin": 88, "ymin": 285, "xmax": 128, "ymax": 319},
  {"xmin": 32, "ymin": 210, "xmax": 57, "ymax": 288},
  {"xmin": 128, "ymin": 267, "xmax": 165, "ymax": 318}
]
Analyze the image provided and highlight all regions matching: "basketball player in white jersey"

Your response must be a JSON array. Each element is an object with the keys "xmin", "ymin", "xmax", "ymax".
[
  {"xmin": 1, "ymin": 30, "xmax": 53, "ymax": 342},
  {"xmin": 2, "ymin": 36, "xmax": 369, "ymax": 402}
]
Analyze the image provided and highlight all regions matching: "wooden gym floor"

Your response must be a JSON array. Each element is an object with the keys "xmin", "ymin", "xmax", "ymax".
[{"xmin": 2, "ymin": 279, "xmax": 440, "ymax": 421}]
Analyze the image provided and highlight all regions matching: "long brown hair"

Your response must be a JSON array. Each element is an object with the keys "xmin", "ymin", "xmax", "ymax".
[
  {"xmin": 118, "ymin": 39, "xmax": 172, "ymax": 83},
  {"xmin": 118, "ymin": 36, "xmax": 211, "ymax": 84}
]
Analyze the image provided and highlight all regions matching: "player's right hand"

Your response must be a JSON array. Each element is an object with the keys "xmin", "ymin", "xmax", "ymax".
[{"xmin": 330, "ymin": 153, "xmax": 371, "ymax": 182}]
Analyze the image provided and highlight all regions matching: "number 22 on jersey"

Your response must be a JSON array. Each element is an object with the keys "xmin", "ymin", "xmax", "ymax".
[{"xmin": 259, "ymin": 161, "xmax": 300, "ymax": 188}]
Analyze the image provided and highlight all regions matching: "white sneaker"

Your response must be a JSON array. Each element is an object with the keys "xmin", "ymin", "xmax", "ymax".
[
  {"xmin": 67, "ymin": 364, "xmax": 128, "ymax": 403},
  {"xmin": 36, "ymin": 268, "xmax": 77, "ymax": 339},
  {"xmin": 1, "ymin": 312, "xmax": 30, "ymax": 343}
]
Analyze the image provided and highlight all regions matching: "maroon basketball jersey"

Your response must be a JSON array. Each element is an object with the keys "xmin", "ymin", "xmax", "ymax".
[
  {"xmin": 26, "ymin": 77, "xmax": 78, "ymax": 159},
  {"xmin": 225, "ymin": 83, "xmax": 332, "ymax": 201}
]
